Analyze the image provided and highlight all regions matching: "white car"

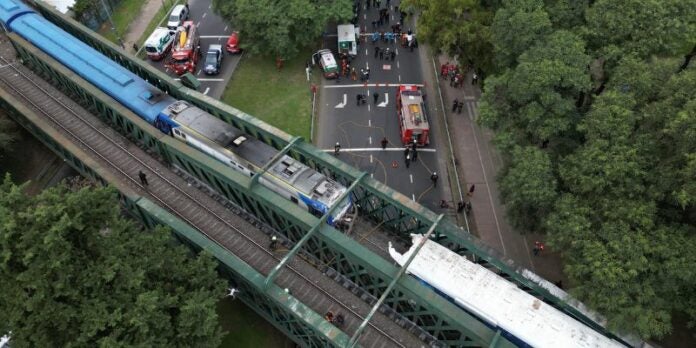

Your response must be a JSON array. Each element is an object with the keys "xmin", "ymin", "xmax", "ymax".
[{"xmin": 167, "ymin": 4, "xmax": 189, "ymax": 30}]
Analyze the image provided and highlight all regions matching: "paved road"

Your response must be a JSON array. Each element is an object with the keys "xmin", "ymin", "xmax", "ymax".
[
  {"xmin": 142, "ymin": 0, "xmax": 241, "ymax": 99},
  {"xmin": 315, "ymin": 1, "xmax": 451, "ymax": 212}
]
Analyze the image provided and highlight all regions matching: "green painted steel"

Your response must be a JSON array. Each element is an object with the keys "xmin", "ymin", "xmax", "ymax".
[{"xmin": 11, "ymin": 4, "xmax": 629, "ymax": 345}]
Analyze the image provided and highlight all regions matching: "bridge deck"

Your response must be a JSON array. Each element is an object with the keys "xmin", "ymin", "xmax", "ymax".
[{"xmin": 0, "ymin": 40, "xmax": 426, "ymax": 348}]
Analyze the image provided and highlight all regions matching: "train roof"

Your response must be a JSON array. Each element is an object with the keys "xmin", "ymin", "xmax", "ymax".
[
  {"xmin": 389, "ymin": 235, "xmax": 626, "ymax": 348},
  {"xmin": 2, "ymin": 5, "xmax": 175, "ymax": 123}
]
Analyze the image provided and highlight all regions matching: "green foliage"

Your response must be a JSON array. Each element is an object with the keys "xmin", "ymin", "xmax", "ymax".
[
  {"xmin": 477, "ymin": 0, "xmax": 696, "ymax": 339},
  {"xmin": 0, "ymin": 175, "xmax": 227, "ymax": 347},
  {"xmin": 212, "ymin": 0, "xmax": 353, "ymax": 59},
  {"xmin": 71, "ymin": 0, "xmax": 97, "ymax": 18},
  {"xmin": 402, "ymin": 0, "xmax": 495, "ymax": 73}
]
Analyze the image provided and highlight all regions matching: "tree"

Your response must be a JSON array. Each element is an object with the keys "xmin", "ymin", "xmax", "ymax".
[
  {"xmin": 0, "ymin": 176, "xmax": 227, "ymax": 347},
  {"xmin": 401, "ymin": 0, "xmax": 495, "ymax": 73},
  {"xmin": 499, "ymin": 146, "xmax": 557, "ymax": 231},
  {"xmin": 490, "ymin": 0, "xmax": 552, "ymax": 69},
  {"xmin": 211, "ymin": 0, "xmax": 353, "ymax": 59}
]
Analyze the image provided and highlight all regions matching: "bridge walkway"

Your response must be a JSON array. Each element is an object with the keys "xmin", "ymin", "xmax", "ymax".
[{"xmin": 0, "ymin": 43, "xmax": 425, "ymax": 348}]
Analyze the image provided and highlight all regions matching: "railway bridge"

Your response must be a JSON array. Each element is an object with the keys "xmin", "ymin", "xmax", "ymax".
[{"xmin": 0, "ymin": 1, "xmax": 632, "ymax": 347}]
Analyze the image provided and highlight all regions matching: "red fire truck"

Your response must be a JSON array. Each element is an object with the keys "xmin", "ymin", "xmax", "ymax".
[
  {"xmin": 397, "ymin": 85, "xmax": 430, "ymax": 146},
  {"xmin": 165, "ymin": 21, "xmax": 200, "ymax": 75}
]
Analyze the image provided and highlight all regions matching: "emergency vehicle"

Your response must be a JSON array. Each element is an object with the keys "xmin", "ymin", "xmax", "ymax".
[
  {"xmin": 312, "ymin": 49, "xmax": 338, "ymax": 79},
  {"xmin": 397, "ymin": 85, "xmax": 430, "ymax": 146},
  {"xmin": 337, "ymin": 24, "xmax": 359, "ymax": 57},
  {"xmin": 144, "ymin": 27, "xmax": 175, "ymax": 61},
  {"xmin": 165, "ymin": 21, "xmax": 200, "ymax": 75}
]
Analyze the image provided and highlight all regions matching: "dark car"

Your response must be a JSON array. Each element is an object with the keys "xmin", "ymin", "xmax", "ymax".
[
  {"xmin": 226, "ymin": 31, "xmax": 241, "ymax": 54},
  {"xmin": 203, "ymin": 44, "xmax": 223, "ymax": 75}
]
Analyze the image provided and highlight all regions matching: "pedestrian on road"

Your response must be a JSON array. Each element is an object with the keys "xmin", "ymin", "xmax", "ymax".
[
  {"xmin": 450, "ymin": 74, "xmax": 456, "ymax": 87},
  {"xmin": 404, "ymin": 147, "xmax": 410, "ymax": 159},
  {"xmin": 390, "ymin": 50, "xmax": 396, "ymax": 61},
  {"xmin": 379, "ymin": 49, "xmax": 384, "ymax": 60},
  {"xmin": 381, "ymin": 137, "xmax": 388, "ymax": 149},
  {"xmin": 411, "ymin": 140, "xmax": 418, "ymax": 160},
  {"xmin": 334, "ymin": 142, "xmax": 341, "ymax": 156},
  {"xmin": 452, "ymin": 98, "xmax": 459, "ymax": 112},
  {"xmin": 467, "ymin": 184, "xmax": 475, "ymax": 196},
  {"xmin": 472, "ymin": 72, "xmax": 479, "ymax": 85},
  {"xmin": 457, "ymin": 201, "xmax": 465, "ymax": 213},
  {"xmin": 430, "ymin": 172, "xmax": 439, "ymax": 187},
  {"xmin": 533, "ymin": 241, "xmax": 545, "ymax": 256},
  {"xmin": 269, "ymin": 235, "xmax": 278, "ymax": 251},
  {"xmin": 465, "ymin": 201, "xmax": 472, "ymax": 215},
  {"xmin": 371, "ymin": 20, "xmax": 376, "ymax": 29},
  {"xmin": 138, "ymin": 170, "xmax": 148, "ymax": 187},
  {"xmin": 373, "ymin": 92, "xmax": 379, "ymax": 104},
  {"xmin": 405, "ymin": 153, "xmax": 410, "ymax": 168},
  {"xmin": 374, "ymin": 46, "xmax": 380, "ymax": 58},
  {"xmin": 351, "ymin": 67, "xmax": 357, "ymax": 81},
  {"xmin": 356, "ymin": 94, "xmax": 362, "ymax": 106},
  {"xmin": 457, "ymin": 101, "xmax": 464, "ymax": 114},
  {"xmin": 440, "ymin": 200, "xmax": 448, "ymax": 208}
]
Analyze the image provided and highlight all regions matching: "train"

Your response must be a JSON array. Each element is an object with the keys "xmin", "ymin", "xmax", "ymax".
[
  {"xmin": 0, "ymin": 0, "xmax": 351, "ymax": 225},
  {"xmin": 389, "ymin": 234, "xmax": 628, "ymax": 348}
]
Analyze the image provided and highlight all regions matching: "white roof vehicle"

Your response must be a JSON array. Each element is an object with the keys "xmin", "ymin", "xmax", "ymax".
[{"xmin": 144, "ymin": 27, "xmax": 176, "ymax": 60}]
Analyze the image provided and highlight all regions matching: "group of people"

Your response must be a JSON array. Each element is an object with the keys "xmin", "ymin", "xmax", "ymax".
[
  {"xmin": 403, "ymin": 140, "xmax": 419, "ymax": 168},
  {"xmin": 324, "ymin": 311, "xmax": 345, "ymax": 327},
  {"xmin": 374, "ymin": 46, "xmax": 396, "ymax": 61},
  {"xmin": 440, "ymin": 62, "xmax": 480, "ymax": 87}
]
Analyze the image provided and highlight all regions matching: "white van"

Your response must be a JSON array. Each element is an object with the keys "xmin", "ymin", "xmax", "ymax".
[
  {"xmin": 144, "ymin": 27, "xmax": 176, "ymax": 60},
  {"xmin": 167, "ymin": 4, "xmax": 190, "ymax": 30},
  {"xmin": 337, "ymin": 24, "xmax": 359, "ymax": 57}
]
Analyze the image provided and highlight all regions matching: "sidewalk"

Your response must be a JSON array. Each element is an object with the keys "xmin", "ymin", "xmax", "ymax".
[
  {"xmin": 433, "ymin": 54, "xmax": 565, "ymax": 283},
  {"xmin": 122, "ymin": 0, "xmax": 165, "ymax": 53}
]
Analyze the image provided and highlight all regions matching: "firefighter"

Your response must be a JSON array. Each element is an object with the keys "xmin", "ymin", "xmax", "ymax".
[
  {"xmin": 269, "ymin": 235, "xmax": 278, "ymax": 251},
  {"xmin": 334, "ymin": 142, "xmax": 341, "ymax": 155},
  {"xmin": 380, "ymin": 137, "xmax": 388, "ymax": 149},
  {"xmin": 430, "ymin": 172, "xmax": 439, "ymax": 187}
]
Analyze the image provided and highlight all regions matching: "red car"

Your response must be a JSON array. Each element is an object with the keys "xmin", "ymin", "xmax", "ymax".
[{"xmin": 226, "ymin": 31, "xmax": 241, "ymax": 54}]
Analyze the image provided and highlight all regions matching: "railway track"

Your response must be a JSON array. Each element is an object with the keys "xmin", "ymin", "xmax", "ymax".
[{"xmin": 0, "ymin": 52, "xmax": 427, "ymax": 348}]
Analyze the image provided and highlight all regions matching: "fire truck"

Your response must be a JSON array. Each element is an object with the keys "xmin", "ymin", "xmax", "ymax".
[
  {"xmin": 397, "ymin": 85, "xmax": 430, "ymax": 146},
  {"xmin": 165, "ymin": 21, "xmax": 200, "ymax": 75}
]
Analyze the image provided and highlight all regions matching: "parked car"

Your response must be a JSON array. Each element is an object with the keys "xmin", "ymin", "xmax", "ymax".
[
  {"xmin": 312, "ymin": 49, "xmax": 338, "ymax": 79},
  {"xmin": 167, "ymin": 4, "xmax": 189, "ymax": 30},
  {"xmin": 144, "ymin": 27, "xmax": 176, "ymax": 61},
  {"xmin": 203, "ymin": 44, "xmax": 223, "ymax": 75},
  {"xmin": 226, "ymin": 31, "xmax": 241, "ymax": 54}
]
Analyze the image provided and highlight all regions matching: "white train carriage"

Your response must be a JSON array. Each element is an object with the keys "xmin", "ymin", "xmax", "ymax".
[
  {"xmin": 388, "ymin": 235, "xmax": 626, "ymax": 348},
  {"xmin": 158, "ymin": 101, "xmax": 351, "ymax": 224}
]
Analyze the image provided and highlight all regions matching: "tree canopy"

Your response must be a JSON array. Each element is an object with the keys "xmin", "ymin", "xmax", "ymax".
[
  {"xmin": 211, "ymin": 0, "xmax": 353, "ymax": 59},
  {"xmin": 410, "ymin": 0, "xmax": 696, "ymax": 340},
  {"xmin": 0, "ymin": 113, "xmax": 18, "ymax": 154},
  {"xmin": 0, "ymin": 176, "xmax": 227, "ymax": 347}
]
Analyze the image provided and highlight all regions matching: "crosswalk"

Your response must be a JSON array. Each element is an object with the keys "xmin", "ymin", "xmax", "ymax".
[{"xmin": 465, "ymin": 100, "xmax": 480, "ymax": 121}]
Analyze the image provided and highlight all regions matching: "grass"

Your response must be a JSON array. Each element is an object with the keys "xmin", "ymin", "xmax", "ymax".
[
  {"xmin": 221, "ymin": 47, "xmax": 321, "ymax": 141},
  {"xmin": 98, "ymin": 0, "xmax": 149, "ymax": 43},
  {"xmin": 217, "ymin": 298, "xmax": 293, "ymax": 348}
]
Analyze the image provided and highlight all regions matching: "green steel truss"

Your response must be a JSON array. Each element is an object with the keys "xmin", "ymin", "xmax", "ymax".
[{"xmin": 14, "ymin": 2, "xmax": 631, "ymax": 345}]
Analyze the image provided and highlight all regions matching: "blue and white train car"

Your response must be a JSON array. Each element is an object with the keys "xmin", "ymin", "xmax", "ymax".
[
  {"xmin": 0, "ymin": 0, "xmax": 351, "ymax": 224},
  {"xmin": 388, "ymin": 235, "xmax": 627, "ymax": 348}
]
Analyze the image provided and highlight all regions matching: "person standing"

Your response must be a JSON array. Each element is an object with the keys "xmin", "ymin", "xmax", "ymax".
[
  {"xmin": 472, "ymin": 72, "xmax": 479, "ymax": 85},
  {"xmin": 457, "ymin": 101, "xmax": 464, "ymax": 114},
  {"xmin": 411, "ymin": 140, "xmax": 418, "ymax": 160},
  {"xmin": 379, "ymin": 49, "xmax": 384, "ymax": 60},
  {"xmin": 138, "ymin": 170, "xmax": 149, "ymax": 187},
  {"xmin": 467, "ymin": 184, "xmax": 475, "ymax": 196},
  {"xmin": 405, "ymin": 153, "xmax": 410, "ymax": 168},
  {"xmin": 374, "ymin": 46, "xmax": 380, "ymax": 58},
  {"xmin": 373, "ymin": 92, "xmax": 379, "ymax": 104},
  {"xmin": 334, "ymin": 142, "xmax": 341, "ymax": 155},
  {"xmin": 351, "ymin": 67, "xmax": 357, "ymax": 81},
  {"xmin": 457, "ymin": 201, "xmax": 465, "ymax": 213},
  {"xmin": 533, "ymin": 241, "xmax": 545, "ymax": 256},
  {"xmin": 390, "ymin": 50, "xmax": 396, "ymax": 61},
  {"xmin": 356, "ymin": 94, "xmax": 362, "ymax": 106},
  {"xmin": 430, "ymin": 172, "xmax": 439, "ymax": 187},
  {"xmin": 452, "ymin": 98, "xmax": 459, "ymax": 112},
  {"xmin": 381, "ymin": 137, "xmax": 388, "ymax": 149}
]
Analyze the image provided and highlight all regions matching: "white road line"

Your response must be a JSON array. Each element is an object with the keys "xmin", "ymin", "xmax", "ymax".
[
  {"xmin": 366, "ymin": 61, "xmax": 369, "ymax": 70},
  {"xmin": 392, "ymin": 15, "xmax": 394, "ymax": 20},
  {"xmin": 199, "ymin": 35, "xmax": 230, "ymax": 39},
  {"xmin": 398, "ymin": 75, "xmax": 401, "ymax": 82},
  {"xmin": 202, "ymin": 12, "xmax": 207, "ymax": 18},
  {"xmin": 409, "ymin": 174, "xmax": 413, "ymax": 184},
  {"xmin": 197, "ymin": 70, "xmax": 202, "ymax": 76},
  {"xmin": 371, "ymin": 173, "xmax": 374, "ymax": 178},
  {"xmin": 208, "ymin": 4, "xmax": 211, "ymax": 9},
  {"xmin": 368, "ymin": 136, "xmax": 372, "ymax": 145},
  {"xmin": 467, "ymin": 102, "xmax": 474, "ymax": 121},
  {"xmin": 370, "ymin": 154, "xmax": 373, "ymax": 163},
  {"xmin": 224, "ymin": 26, "xmax": 228, "ymax": 32},
  {"xmin": 203, "ymin": 87, "xmax": 210, "ymax": 95},
  {"xmin": 335, "ymin": 93, "xmax": 347, "ymax": 108},
  {"xmin": 364, "ymin": 14, "xmax": 366, "ymax": 19},
  {"xmin": 365, "ymin": 48, "xmax": 368, "ymax": 56},
  {"xmin": 367, "ymin": 89, "xmax": 370, "ymax": 96},
  {"xmin": 397, "ymin": 61, "xmax": 400, "ymax": 69},
  {"xmin": 368, "ymin": 104, "xmax": 371, "ymax": 111},
  {"xmin": 412, "ymin": 194, "xmax": 416, "ymax": 201},
  {"xmin": 321, "ymin": 147, "xmax": 437, "ymax": 153},
  {"xmin": 377, "ymin": 92, "xmax": 389, "ymax": 107},
  {"xmin": 324, "ymin": 83, "xmax": 424, "ymax": 88},
  {"xmin": 368, "ymin": 119, "xmax": 371, "ymax": 127},
  {"xmin": 395, "ymin": 48, "xmax": 399, "ymax": 55},
  {"xmin": 196, "ymin": 21, "xmax": 200, "ymax": 27},
  {"xmin": 165, "ymin": 68, "xmax": 169, "ymax": 73}
]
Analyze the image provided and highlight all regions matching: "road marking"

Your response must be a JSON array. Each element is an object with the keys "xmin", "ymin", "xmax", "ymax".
[
  {"xmin": 370, "ymin": 154, "xmax": 373, "ymax": 163},
  {"xmin": 196, "ymin": 21, "xmax": 200, "ymax": 27},
  {"xmin": 202, "ymin": 12, "xmax": 207, "ymax": 19},
  {"xmin": 368, "ymin": 119, "xmax": 371, "ymax": 127},
  {"xmin": 412, "ymin": 194, "xmax": 415, "ymax": 201},
  {"xmin": 368, "ymin": 136, "xmax": 372, "ymax": 145},
  {"xmin": 466, "ymin": 102, "xmax": 474, "ymax": 121},
  {"xmin": 366, "ymin": 61, "xmax": 369, "ymax": 70},
  {"xmin": 224, "ymin": 26, "xmax": 228, "ymax": 32},
  {"xmin": 197, "ymin": 70, "xmax": 202, "ymax": 76},
  {"xmin": 398, "ymin": 75, "xmax": 401, "ymax": 82},
  {"xmin": 321, "ymin": 147, "xmax": 437, "ymax": 153},
  {"xmin": 365, "ymin": 48, "xmax": 368, "ymax": 56},
  {"xmin": 397, "ymin": 61, "xmax": 400, "ymax": 69},
  {"xmin": 364, "ymin": 14, "xmax": 366, "ymax": 19},
  {"xmin": 371, "ymin": 173, "xmax": 374, "ymax": 178},
  {"xmin": 199, "ymin": 35, "xmax": 230, "ymax": 39},
  {"xmin": 392, "ymin": 15, "xmax": 394, "ymax": 20},
  {"xmin": 335, "ymin": 93, "xmax": 347, "ymax": 108},
  {"xmin": 208, "ymin": 4, "xmax": 211, "ymax": 9},
  {"xmin": 324, "ymin": 83, "xmax": 424, "ymax": 88},
  {"xmin": 174, "ymin": 78, "xmax": 225, "ymax": 81},
  {"xmin": 203, "ymin": 87, "xmax": 210, "ymax": 95},
  {"xmin": 395, "ymin": 48, "xmax": 399, "ymax": 55},
  {"xmin": 409, "ymin": 174, "xmax": 413, "ymax": 184},
  {"xmin": 377, "ymin": 93, "xmax": 389, "ymax": 107},
  {"xmin": 165, "ymin": 68, "xmax": 169, "ymax": 73},
  {"xmin": 368, "ymin": 104, "xmax": 371, "ymax": 111}
]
